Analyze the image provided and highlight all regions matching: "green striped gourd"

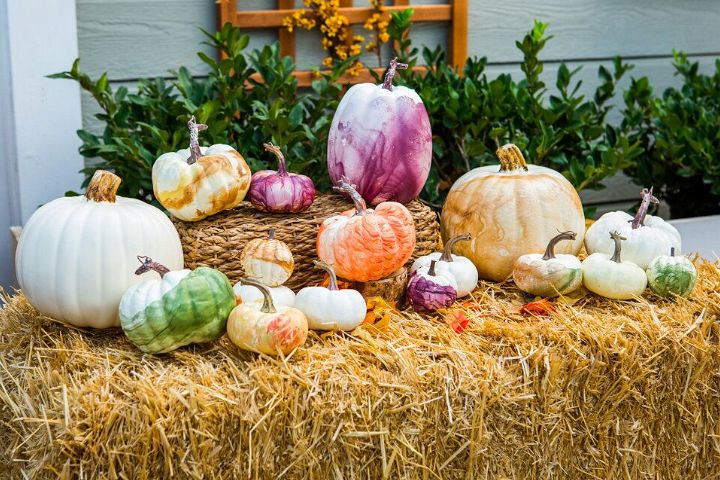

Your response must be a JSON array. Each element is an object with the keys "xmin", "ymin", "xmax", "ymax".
[
  {"xmin": 646, "ymin": 248, "xmax": 697, "ymax": 298},
  {"xmin": 119, "ymin": 256, "xmax": 235, "ymax": 353}
]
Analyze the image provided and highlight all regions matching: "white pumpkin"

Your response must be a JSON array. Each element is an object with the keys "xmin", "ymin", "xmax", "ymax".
[
  {"xmin": 294, "ymin": 261, "xmax": 367, "ymax": 331},
  {"xmin": 512, "ymin": 231, "xmax": 583, "ymax": 297},
  {"xmin": 585, "ymin": 187, "xmax": 680, "ymax": 269},
  {"xmin": 15, "ymin": 170, "xmax": 184, "ymax": 328},
  {"xmin": 410, "ymin": 233, "xmax": 479, "ymax": 297},
  {"xmin": 233, "ymin": 281, "xmax": 296, "ymax": 308},
  {"xmin": 582, "ymin": 231, "xmax": 647, "ymax": 300},
  {"xmin": 152, "ymin": 116, "xmax": 251, "ymax": 221}
]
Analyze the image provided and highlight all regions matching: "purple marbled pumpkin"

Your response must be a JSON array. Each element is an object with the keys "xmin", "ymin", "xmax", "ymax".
[
  {"xmin": 249, "ymin": 143, "xmax": 316, "ymax": 213},
  {"xmin": 406, "ymin": 261, "xmax": 458, "ymax": 312},
  {"xmin": 327, "ymin": 60, "xmax": 432, "ymax": 205}
]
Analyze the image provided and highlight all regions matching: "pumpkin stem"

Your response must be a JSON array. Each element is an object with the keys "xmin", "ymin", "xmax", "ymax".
[
  {"xmin": 267, "ymin": 228, "xmax": 275, "ymax": 240},
  {"xmin": 85, "ymin": 170, "xmax": 121, "ymax": 203},
  {"xmin": 440, "ymin": 234, "xmax": 471, "ymax": 262},
  {"xmin": 333, "ymin": 176, "xmax": 367, "ymax": 216},
  {"xmin": 187, "ymin": 115, "xmax": 208, "ymax": 165},
  {"xmin": 313, "ymin": 260, "xmax": 339, "ymax": 291},
  {"xmin": 428, "ymin": 260, "xmax": 437, "ymax": 276},
  {"xmin": 135, "ymin": 255, "xmax": 170, "ymax": 278},
  {"xmin": 496, "ymin": 144, "xmax": 529, "ymax": 172},
  {"xmin": 609, "ymin": 231, "xmax": 626, "ymax": 263},
  {"xmin": 263, "ymin": 142, "xmax": 288, "ymax": 176},
  {"xmin": 542, "ymin": 231, "xmax": 577, "ymax": 261},
  {"xmin": 630, "ymin": 187, "xmax": 659, "ymax": 229},
  {"xmin": 240, "ymin": 277, "xmax": 277, "ymax": 314},
  {"xmin": 382, "ymin": 57, "xmax": 408, "ymax": 91}
]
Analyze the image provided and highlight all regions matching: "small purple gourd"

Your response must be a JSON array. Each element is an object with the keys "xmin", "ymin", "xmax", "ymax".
[
  {"xmin": 327, "ymin": 57, "xmax": 432, "ymax": 205},
  {"xmin": 406, "ymin": 260, "xmax": 458, "ymax": 312},
  {"xmin": 248, "ymin": 143, "xmax": 316, "ymax": 213}
]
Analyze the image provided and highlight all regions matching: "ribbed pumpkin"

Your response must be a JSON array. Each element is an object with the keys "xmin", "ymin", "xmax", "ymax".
[
  {"xmin": 440, "ymin": 144, "xmax": 585, "ymax": 281},
  {"xmin": 240, "ymin": 229, "xmax": 294, "ymax": 287},
  {"xmin": 316, "ymin": 178, "xmax": 416, "ymax": 282}
]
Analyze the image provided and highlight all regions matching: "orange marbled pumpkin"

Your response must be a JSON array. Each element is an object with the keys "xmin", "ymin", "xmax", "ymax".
[
  {"xmin": 440, "ymin": 144, "xmax": 585, "ymax": 282},
  {"xmin": 317, "ymin": 179, "xmax": 416, "ymax": 282}
]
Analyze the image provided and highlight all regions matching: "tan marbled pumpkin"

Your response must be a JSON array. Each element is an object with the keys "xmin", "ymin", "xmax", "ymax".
[{"xmin": 440, "ymin": 144, "xmax": 585, "ymax": 281}]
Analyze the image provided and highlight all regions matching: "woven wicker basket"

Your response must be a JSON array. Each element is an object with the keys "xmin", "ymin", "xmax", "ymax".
[{"xmin": 172, "ymin": 195, "xmax": 440, "ymax": 290}]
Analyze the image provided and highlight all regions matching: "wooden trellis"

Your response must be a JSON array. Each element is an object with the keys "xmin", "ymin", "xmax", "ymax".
[{"xmin": 217, "ymin": 0, "xmax": 468, "ymax": 86}]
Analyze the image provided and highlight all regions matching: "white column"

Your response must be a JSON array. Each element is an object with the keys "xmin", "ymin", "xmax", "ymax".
[{"xmin": 0, "ymin": 0, "xmax": 84, "ymax": 288}]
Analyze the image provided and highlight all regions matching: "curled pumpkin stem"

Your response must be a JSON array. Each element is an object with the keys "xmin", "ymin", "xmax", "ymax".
[
  {"xmin": 187, "ymin": 115, "xmax": 208, "ymax": 165},
  {"xmin": 333, "ymin": 176, "xmax": 367, "ymax": 215},
  {"xmin": 609, "ymin": 231, "xmax": 627, "ymax": 263},
  {"xmin": 382, "ymin": 57, "xmax": 408, "ymax": 91},
  {"xmin": 135, "ymin": 255, "xmax": 170, "ymax": 278},
  {"xmin": 240, "ymin": 277, "xmax": 277, "ymax": 314},
  {"xmin": 630, "ymin": 187, "xmax": 660, "ymax": 229},
  {"xmin": 496, "ymin": 144, "xmax": 529, "ymax": 172},
  {"xmin": 428, "ymin": 260, "xmax": 437, "ymax": 276},
  {"xmin": 263, "ymin": 142, "xmax": 288, "ymax": 176},
  {"xmin": 542, "ymin": 231, "xmax": 577, "ymax": 261},
  {"xmin": 440, "ymin": 233, "xmax": 471, "ymax": 262},
  {"xmin": 313, "ymin": 260, "xmax": 339, "ymax": 291}
]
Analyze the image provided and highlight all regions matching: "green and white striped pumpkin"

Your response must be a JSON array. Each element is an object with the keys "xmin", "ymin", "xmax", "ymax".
[
  {"xmin": 119, "ymin": 257, "xmax": 235, "ymax": 353},
  {"xmin": 646, "ymin": 248, "xmax": 697, "ymax": 298}
]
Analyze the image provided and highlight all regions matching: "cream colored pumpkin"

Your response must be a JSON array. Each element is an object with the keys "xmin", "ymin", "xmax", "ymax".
[
  {"xmin": 240, "ymin": 229, "xmax": 294, "ymax": 287},
  {"xmin": 440, "ymin": 144, "xmax": 585, "ymax": 281},
  {"xmin": 15, "ymin": 170, "xmax": 184, "ymax": 328},
  {"xmin": 152, "ymin": 116, "xmax": 251, "ymax": 221},
  {"xmin": 512, "ymin": 231, "xmax": 583, "ymax": 297},
  {"xmin": 582, "ymin": 231, "xmax": 647, "ymax": 300}
]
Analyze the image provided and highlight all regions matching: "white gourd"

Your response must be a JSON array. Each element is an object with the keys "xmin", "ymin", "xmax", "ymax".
[
  {"xmin": 512, "ymin": 231, "xmax": 583, "ymax": 297},
  {"xmin": 15, "ymin": 170, "xmax": 184, "ymax": 328},
  {"xmin": 582, "ymin": 231, "xmax": 647, "ymax": 300}
]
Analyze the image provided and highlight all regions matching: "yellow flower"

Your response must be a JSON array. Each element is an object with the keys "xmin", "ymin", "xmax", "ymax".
[
  {"xmin": 379, "ymin": 32, "xmax": 390, "ymax": 43},
  {"xmin": 323, "ymin": 56, "xmax": 334, "ymax": 68}
]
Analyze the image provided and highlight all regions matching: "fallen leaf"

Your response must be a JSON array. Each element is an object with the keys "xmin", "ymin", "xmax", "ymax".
[
  {"xmin": 360, "ymin": 296, "xmax": 396, "ymax": 332},
  {"xmin": 443, "ymin": 310, "xmax": 469, "ymax": 333},
  {"xmin": 517, "ymin": 298, "xmax": 555, "ymax": 317}
]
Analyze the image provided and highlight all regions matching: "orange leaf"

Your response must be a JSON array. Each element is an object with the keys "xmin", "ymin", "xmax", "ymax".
[
  {"xmin": 517, "ymin": 298, "xmax": 554, "ymax": 317},
  {"xmin": 359, "ymin": 296, "xmax": 396, "ymax": 332},
  {"xmin": 443, "ymin": 310, "xmax": 469, "ymax": 333}
]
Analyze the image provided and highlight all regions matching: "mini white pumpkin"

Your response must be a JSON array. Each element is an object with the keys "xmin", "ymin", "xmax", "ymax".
[
  {"xmin": 646, "ymin": 248, "xmax": 697, "ymax": 298},
  {"xmin": 233, "ymin": 280, "xmax": 296, "ymax": 308},
  {"xmin": 15, "ymin": 170, "xmax": 184, "ymax": 328},
  {"xmin": 512, "ymin": 231, "xmax": 583, "ymax": 297},
  {"xmin": 152, "ymin": 116, "xmax": 251, "ymax": 221},
  {"xmin": 410, "ymin": 233, "xmax": 479, "ymax": 297},
  {"xmin": 585, "ymin": 187, "xmax": 681, "ymax": 269},
  {"xmin": 294, "ymin": 261, "xmax": 367, "ymax": 331},
  {"xmin": 582, "ymin": 231, "xmax": 647, "ymax": 300}
]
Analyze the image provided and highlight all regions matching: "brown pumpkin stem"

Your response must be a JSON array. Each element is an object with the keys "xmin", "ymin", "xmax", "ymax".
[
  {"xmin": 382, "ymin": 57, "xmax": 408, "ymax": 91},
  {"xmin": 187, "ymin": 115, "xmax": 208, "ymax": 165},
  {"xmin": 428, "ymin": 260, "xmax": 437, "ymax": 276},
  {"xmin": 313, "ymin": 260, "xmax": 339, "ymax": 291},
  {"xmin": 264, "ymin": 142, "xmax": 288, "ymax": 176},
  {"xmin": 630, "ymin": 187, "xmax": 659, "ymax": 229},
  {"xmin": 496, "ymin": 144, "xmax": 529, "ymax": 172},
  {"xmin": 267, "ymin": 228, "xmax": 275, "ymax": 240},
  {"xmin": 542, "ymin": 231, "xmax": 577, "ymax": 261},
  {"xmin": 333, "ymin": 176, "xmax": 367, "ymax": 216},
  {"xmin": 240, "ymin": 278, "xmax": 277, "ymax": 314},
  {"xmin": 609, "ymin": 231, "xmax": 626, "ymax": 263},
  {"xmin": 440, "ymin": 234, "xmax": 471, "ymax": 262},
  {"xmin": 85, "ymin": 170, "xmax": 121, "ymax": 203},
  {"xmin": 135, "ymin": 255, "xmax": 170, "ymax": 278}
]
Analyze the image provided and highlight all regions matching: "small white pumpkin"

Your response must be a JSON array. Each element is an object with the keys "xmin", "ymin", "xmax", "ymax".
[
  {"xmin": 294, "ymin": 261, "xmax": 367, "ymax": 331},
  {"xmin": 512, "ymin": 231, "xmax": 583, "ymax": 297},
  {"xmin": 233, "ymin": 280, "xmax": 296, "ymax": 308},
  {"xmin": 585, "ymin": 187, "xmax": 681, "ymax": 269},
  {"xmin": 646, "ymin": 248, "xmax": 697, "ymax": 298},
  {"xmin": 582, "ymin": 231, "xmax": 647, "ymax": 300},
  {"xmin": 15, "ymin": 170, "xmax": 184, "ymax": 328},
  {"xmin": 410, "ymin": 233, "xmax": 479, "ymax": 297}
]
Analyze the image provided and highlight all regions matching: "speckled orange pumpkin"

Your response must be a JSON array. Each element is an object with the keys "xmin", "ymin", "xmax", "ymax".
[
  {"xmin": 440, "ymin": 144, "xmax": 585, "ymax": 282},
  {"xmin": 317, "ymin": 178, "xmax": 416, "ymax": 282}
]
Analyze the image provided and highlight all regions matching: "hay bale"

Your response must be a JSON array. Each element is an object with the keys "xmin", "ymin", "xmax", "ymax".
[{"xmin": 1, "ymin": 263, "xmax": 719, "ymax": 479}]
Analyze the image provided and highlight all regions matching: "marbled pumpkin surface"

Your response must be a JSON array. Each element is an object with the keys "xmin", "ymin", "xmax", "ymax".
[{"xmin": 441, "ymin": 165, "xmax": 585, "ymax": 281}]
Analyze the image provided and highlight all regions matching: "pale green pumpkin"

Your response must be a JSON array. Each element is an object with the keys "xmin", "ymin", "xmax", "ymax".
[
  {"xmin": 119, "ymin": 257, "xmax": 235, "ymax": 353},
  {"xmin": 646, "ymin": 248, "xmax": 697, "ymax": 298}
]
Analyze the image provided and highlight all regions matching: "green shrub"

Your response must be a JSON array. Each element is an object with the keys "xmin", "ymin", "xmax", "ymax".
[
  {"xmin": 52, "ymin": 18, "xmax": 640, "ymax": 208},
  {"xmin": 622, "ymin": 51, "xmax": 720, "ymax": 218}
]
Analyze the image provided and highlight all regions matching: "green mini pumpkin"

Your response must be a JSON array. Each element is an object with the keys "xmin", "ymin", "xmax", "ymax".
[
  {"xmin": 119, "ymin": 256, "xmax": 235, "ymax": 353},
  {"xmin": 646, "ymin": 248, "xmax": 697, "ymax": 298}
]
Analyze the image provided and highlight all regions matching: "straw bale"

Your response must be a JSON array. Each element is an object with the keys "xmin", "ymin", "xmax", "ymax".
[{"xmin": 1, "ymin": 262, "xmax": 719, "ymax": 479}]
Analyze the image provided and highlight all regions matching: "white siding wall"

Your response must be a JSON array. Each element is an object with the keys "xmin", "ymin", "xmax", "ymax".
[{"xmin": 75, "ymin": 0, "xmax": 720, "ymax": 210}]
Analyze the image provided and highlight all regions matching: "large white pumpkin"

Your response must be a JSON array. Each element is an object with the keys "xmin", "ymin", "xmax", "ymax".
[
  {"xmin": 15, "ymin": 170, "xmax": 184, "ymax": 328},
  {"xmin": 440, "ymin": 144, "xmax": 585, "ymax": 281}
]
